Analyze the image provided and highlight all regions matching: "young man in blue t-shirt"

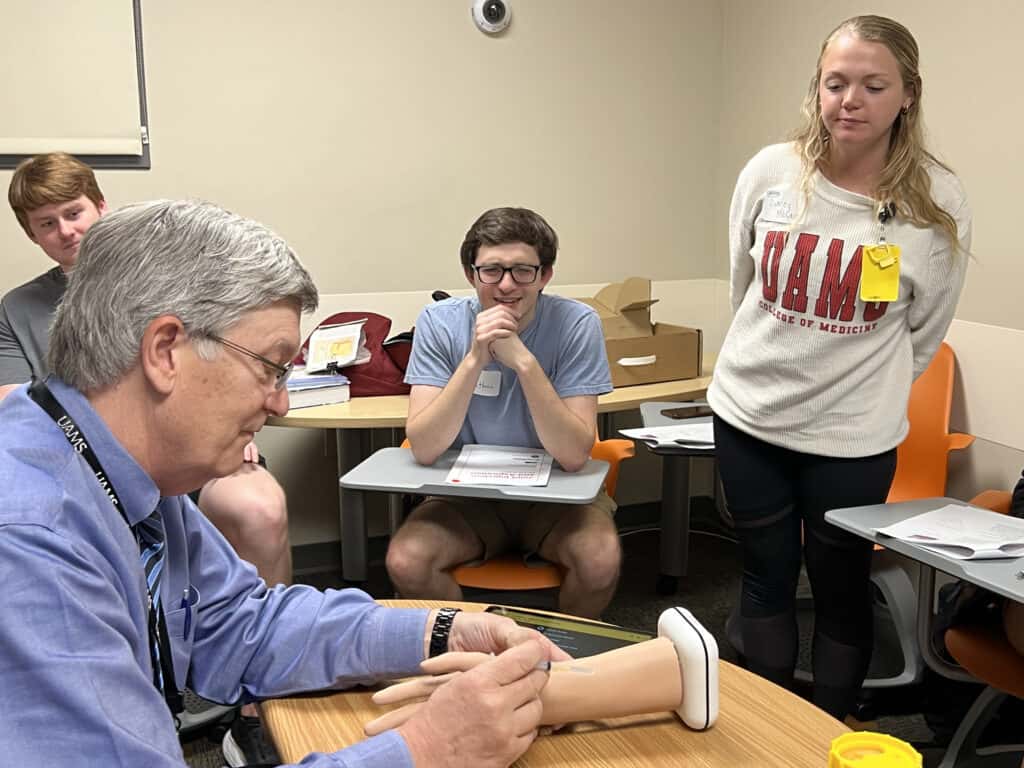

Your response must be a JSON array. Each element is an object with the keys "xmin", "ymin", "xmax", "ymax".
[{"xmin": 387, "ymin": 207, "xmax": 620, "ymax": 618}]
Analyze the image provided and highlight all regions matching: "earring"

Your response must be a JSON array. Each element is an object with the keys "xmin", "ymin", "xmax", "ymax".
[{"xmin": 900, "ymin": 105, "xmax": 910, "ymax": 115}]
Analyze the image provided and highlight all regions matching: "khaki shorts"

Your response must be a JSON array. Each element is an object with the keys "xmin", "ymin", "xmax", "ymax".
[{"xmin": 415, "ymin": 489, "xmax": 617, "ymax": 562}]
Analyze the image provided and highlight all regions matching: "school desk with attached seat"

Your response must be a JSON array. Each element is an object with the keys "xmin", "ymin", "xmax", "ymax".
[{"xmin": 267, "ymin": 376, "xmax": 711, "ymax": 582}]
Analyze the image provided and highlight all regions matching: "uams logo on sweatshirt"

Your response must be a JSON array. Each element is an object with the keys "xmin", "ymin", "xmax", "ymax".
[{"xmin": 758, "ymin": 230, "xmax": 886, "ymax": 336}]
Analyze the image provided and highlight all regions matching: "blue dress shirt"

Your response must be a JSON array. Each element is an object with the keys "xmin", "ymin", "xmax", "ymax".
[{"xmin": 0, "ymin": 379, "xmax": 427, "ymax": 767}]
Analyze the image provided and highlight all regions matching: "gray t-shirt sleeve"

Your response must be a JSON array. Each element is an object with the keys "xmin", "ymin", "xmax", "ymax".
[{"xmin": 0, "ymin": 302, "xmax": 33, "ymax": 386}]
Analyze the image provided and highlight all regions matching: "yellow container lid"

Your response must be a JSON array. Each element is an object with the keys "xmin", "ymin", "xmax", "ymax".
[{"xmin": 828, "ymin": 732, "xmax": 922, "ymax": 768}]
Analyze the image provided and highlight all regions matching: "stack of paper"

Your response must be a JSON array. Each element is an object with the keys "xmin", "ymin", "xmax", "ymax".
[
  {"xmin": 875, "ymin": 504, "xmax": 1024, "ymax": 560},
  {"xmin": 619, "ymin": 423, "xmax": 715, "ymax": 450},
  {"xmin": 286, "ymin": 368, "xmax": 351, "ymax": 409},
  {"xmin": 445, "ymin": 444, "xmax": 554, "ymax": 487}
]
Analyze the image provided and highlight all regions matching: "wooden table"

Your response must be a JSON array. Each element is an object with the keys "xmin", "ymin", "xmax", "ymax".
[
  {"xmin": 267, "ymin": 376, "xmax": 712, "ymax": 581},
  {"xmin": 262, "ymin": 599, "xmax": 848, "ymax": 767}
]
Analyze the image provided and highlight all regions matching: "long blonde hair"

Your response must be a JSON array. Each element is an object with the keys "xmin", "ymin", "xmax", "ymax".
[{"xmin": 791, "ymin": 15, "xmax": 960, "ymax": 250}]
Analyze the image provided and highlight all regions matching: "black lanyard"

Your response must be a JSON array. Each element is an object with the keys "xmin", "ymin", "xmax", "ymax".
[{"xmin": 28, "ymin": 379, "xmax": 183, "ymax": 715}]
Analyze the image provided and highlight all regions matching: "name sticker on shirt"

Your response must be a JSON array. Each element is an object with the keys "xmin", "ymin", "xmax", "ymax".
[
  {"xmin": 761, "ymin": 189, "xmax": 796, "ymax": 224},
  {"xmin": 474, "ymin": 369, "xmax": 501, "ymax": 397},
  {"xmin": 860, "ymin": 243, "xmax": 901, "ymax": 302}
]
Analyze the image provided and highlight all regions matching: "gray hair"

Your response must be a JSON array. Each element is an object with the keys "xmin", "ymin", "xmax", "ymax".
[{"xmin": 49, "ymin": 199, "xmax": 319, "ymax": 391}]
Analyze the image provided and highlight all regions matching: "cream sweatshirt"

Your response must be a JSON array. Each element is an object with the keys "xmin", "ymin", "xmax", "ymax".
[{"xmin": 708, "ymin": 142, "xmax": 971, "ymax": 458}]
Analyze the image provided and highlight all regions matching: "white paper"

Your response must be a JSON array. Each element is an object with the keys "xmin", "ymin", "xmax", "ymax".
[
  {"xmin": 445, "ymin": 444, "xmax": 553, "ymax": 487},
  {"xmin": 875, "ymin": 504, "xmax": 1024, "ymax": 560},
  {"xmin": 619, "ymin": 423, "xmax": 715, "ymax": 450}
]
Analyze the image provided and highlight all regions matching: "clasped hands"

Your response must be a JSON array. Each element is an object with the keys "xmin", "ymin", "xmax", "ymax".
[{"xmin": 472, "ymin": 304, "xmax": 530, "ymax": 368}]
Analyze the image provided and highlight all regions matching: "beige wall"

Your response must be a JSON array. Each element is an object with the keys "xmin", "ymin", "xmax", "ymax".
[
  {"xmin": 1, "ymin": 0, "xmax": 723, "ymax": 293},
  {"xmin": 3, "ymin": 1, "xmax": 1022, "ymax": 548}
]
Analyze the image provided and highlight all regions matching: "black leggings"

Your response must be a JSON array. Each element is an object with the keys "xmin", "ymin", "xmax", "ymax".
[{"xmin": 713, "ymin": 416, "xmax": 897, "ymax": 720}]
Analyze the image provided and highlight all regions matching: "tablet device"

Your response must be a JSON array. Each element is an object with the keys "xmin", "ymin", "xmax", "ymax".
[
  {"xmin": 660, "ymin": 404, "xmax": 714, "ymax": 420},
  {"xmin": 486, "ymin": 605, "xmax": 653, "ymax": 656}
]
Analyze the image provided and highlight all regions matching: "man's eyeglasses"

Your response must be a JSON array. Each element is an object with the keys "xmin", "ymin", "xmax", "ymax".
[
  {"xmin": 472, "ymin": 264, "xmax": 541, "ymax": 285},
  {"xmin": 207, "ymin": 334, "xmax": 293, "ymax": 390}
]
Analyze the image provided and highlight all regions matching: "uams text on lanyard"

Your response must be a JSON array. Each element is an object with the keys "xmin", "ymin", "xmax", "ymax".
[{"xmin": 27, "ymin": 379, "xmax": 184, "ymax": 715}]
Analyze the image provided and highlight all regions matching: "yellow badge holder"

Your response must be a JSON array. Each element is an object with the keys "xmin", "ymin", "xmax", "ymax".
[{"xmin": 860, "ymin": 201, "xmax": 900, "ymax": 302}]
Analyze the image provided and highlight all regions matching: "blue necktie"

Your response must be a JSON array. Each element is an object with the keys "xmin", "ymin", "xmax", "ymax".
[{"xmin": 137, "ymin": 509, "xmax": 166, "ymax": 688}]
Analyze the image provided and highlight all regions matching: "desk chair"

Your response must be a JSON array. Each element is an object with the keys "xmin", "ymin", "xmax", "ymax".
[
  {"xmin": 395, "ymin": 439, "xmax": 634, "ymax": 600},
  {"xmin": 861, "ymin": 341, "xmax": 974, "ymax": 689},
  {"xmin": 451, "ymin": 439, "xmax": 635, "ymax": 598},
  {"xmin": 937, "ymin": 490, "xmax": 1024, "ymax": 768}
]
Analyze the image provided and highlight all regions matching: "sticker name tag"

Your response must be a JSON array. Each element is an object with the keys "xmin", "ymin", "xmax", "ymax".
[
  {"xmin": 474, "ymin": 369, "xmax": 501, "ymax": 397},
  {"xmin": 761, "ymin": 189, "xmax": 796, "ymax": 224}
]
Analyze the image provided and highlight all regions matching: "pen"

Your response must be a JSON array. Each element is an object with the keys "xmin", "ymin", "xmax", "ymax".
[{"xmin": 181, "ymin": 588, "xmax": 192, "ymax": 639}]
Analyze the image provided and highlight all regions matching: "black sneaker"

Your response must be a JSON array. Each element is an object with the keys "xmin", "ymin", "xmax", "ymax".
[{"xmin": 221, "ymin": 713, "xmax": 281, "ymax": 767}]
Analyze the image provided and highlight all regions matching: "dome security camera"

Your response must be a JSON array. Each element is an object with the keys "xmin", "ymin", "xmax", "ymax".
[{"xmin": 472, "ymin": 0, "xmax": 511, "ymax": 34}]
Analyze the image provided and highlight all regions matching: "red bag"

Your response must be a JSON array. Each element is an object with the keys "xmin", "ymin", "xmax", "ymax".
[{"xmin": 297, "ymin": 312, "xmax": 412, "ymax": 397}]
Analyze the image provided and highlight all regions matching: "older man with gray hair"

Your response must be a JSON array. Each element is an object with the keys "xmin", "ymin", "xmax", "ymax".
[{"xmin": 0, "ymin": 199, "xmax": 558, "ymax": 768}]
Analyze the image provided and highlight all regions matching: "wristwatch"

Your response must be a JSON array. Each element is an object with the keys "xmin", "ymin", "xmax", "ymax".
[{"xmin": 428, "ymin": 607, "xmax": 462, "ymax": 658}]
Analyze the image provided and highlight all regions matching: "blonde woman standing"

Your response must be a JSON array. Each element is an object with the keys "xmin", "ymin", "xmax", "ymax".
[{"xmin": 708, "ymin": 15, "xmax": 971, "ymax": 720}]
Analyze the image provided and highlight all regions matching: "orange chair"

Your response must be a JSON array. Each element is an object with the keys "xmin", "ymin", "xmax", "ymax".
[
  {"xmin": 450, "ymin": 438, "xmax": 635, "ymax": 594},
  {"xmin": 397, "ymin": 439, "xmax": 635, "ymax": 596},
  {"xmin": 886, "ymin": 342, "xmax": 974, "ymax": 502},
  {"xmin": 937, "ymin": 490, "xmax": 1024, "ymax": 767},
  {"xmin": 862, "ymin": 342, "xmax": 974, "ymax": 688}
]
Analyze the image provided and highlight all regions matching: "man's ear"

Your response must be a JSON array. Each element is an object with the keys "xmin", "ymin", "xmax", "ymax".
[
  {"xmin": 464, "ymin": 266, "xmax": 477, "ymax": 288},
  {"xmin": 140, "ymin": 315, "xmax": 188, "ymax": 395},
  {"xmin": 98, "ymin": 199, "xmax": 109, "ymax": 216}
]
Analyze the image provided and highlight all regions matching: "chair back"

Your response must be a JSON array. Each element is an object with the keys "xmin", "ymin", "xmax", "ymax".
[
  {"xmin": 887, "ymin": 342, "xmax": 974, "ymax": 502},
  {"xmin": 589, "ymin": 438, "xmax": 635, "ymax": 498}
]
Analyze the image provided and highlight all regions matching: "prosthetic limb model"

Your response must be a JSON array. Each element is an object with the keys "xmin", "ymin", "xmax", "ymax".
[{"xmin": 365, "ymin": 607, "xmax": 718, "ymax": 736}]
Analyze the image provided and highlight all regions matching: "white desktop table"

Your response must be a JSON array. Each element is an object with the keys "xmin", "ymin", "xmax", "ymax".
[
  {"xmin": 338, "ymin": 447, "xmax": 610, "ymax": 582},
  {"xmin": 826, "ymin": 497, "xmax": 1024, "ymax": 680}
]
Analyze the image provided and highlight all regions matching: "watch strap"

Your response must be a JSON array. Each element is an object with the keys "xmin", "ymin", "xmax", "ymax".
[{"xmin": 428, "ymin": 607, "xmax": 462, "ymax": 658}]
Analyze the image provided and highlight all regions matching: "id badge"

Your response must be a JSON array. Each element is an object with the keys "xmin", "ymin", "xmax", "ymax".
[
  {"xmin": 474, "ymin": 369, "xmax": 501, "ymax": 397},
  {"xmin": 860, "ymin": 243, "xmax": 901, "ymax": 302}
]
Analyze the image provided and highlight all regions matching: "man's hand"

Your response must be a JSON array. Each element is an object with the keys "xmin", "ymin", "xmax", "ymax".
[
  {"xmin": 397, "ymin": 639, "xmax": 549, "ymax": 768},
  {"xmin": 471, "ymin": 304, "xmax": 520, "ymax": 365},
  {"xmin": 448, "ymin": 610, "xmax": 571, "ymax": 662}
]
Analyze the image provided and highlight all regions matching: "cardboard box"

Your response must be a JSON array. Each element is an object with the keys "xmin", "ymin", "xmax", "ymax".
[{"xmin": 579, "ymin": 277, "xmax": 702, "ymax": 387}]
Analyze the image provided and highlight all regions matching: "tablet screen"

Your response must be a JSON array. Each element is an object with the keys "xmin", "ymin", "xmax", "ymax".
[{"xmin": 486, "ymin": 606, "xmax": 653, "ymax": 656}]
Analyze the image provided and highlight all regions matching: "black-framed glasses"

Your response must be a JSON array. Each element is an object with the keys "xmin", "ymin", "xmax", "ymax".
[
  {"xmin": 207, "ymin": 334, "xmax": 293, "ymax": 390},
  {"xmin": 472, "ymin": 264, "xmax": 542, "ymax": 285}
]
